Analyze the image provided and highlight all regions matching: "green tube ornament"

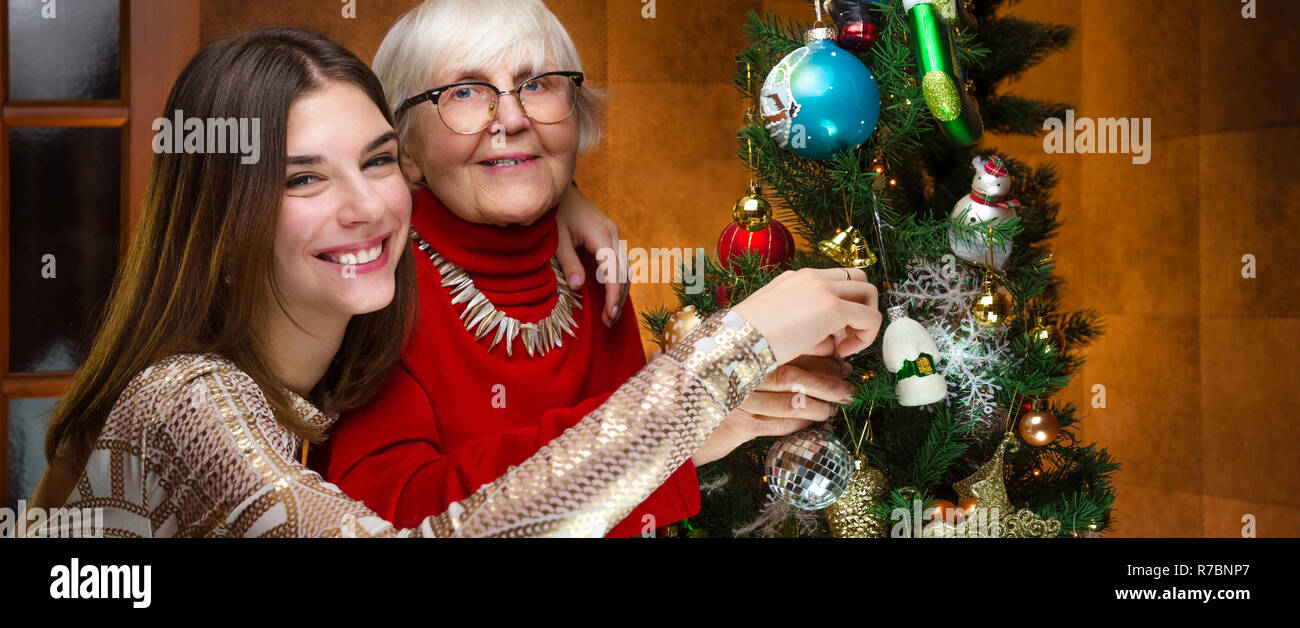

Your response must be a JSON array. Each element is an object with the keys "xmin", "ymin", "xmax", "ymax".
[{"xmin": 904, "ymin": 0, "xmax": 983, "ymax": 146}]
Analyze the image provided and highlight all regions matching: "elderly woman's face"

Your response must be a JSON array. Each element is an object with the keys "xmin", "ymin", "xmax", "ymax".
[{"xmin": 400, "ymin": 63, "xmax": 579, "ymax": 226}]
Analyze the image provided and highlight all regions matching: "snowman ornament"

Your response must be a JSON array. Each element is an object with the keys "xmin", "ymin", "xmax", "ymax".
[
  {"xmin": 882, "ymin": 303, "xmax": 947, "ymax": 406},
  {"xmin": 949, "ymin": 155, "xmax": 1020, "ymax": 269}
]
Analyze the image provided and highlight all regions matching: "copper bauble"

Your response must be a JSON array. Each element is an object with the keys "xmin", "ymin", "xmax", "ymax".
[
  {"xmin": 925, "ymin": 499, "xmax": 958, "ymax": 523},
  {"xmin": 1019, "ymin": 406, "xmax": 1060, "ymax": 446}
]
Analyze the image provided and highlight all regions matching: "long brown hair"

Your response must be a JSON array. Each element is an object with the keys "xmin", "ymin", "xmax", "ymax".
[{"xmin": 44, "ymin": 28, "xmax": 417, "ymax": 463}]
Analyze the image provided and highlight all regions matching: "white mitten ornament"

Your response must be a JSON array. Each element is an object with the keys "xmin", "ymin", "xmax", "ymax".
[
  {"xmin": 949, "ymin": 154, "xmax": 1020, "ymax": 269},
  {"xmin": 882, "ymin": 304, "xmax": 947, "ymax": 406}
]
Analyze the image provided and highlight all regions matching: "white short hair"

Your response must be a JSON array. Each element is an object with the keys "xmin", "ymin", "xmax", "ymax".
[{"xmin": 374, "ymin": 0, "xmax": 603, "ymax": 152}]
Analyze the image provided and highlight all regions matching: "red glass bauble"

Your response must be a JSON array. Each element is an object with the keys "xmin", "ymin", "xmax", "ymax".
[
  {"xmin": 839, "ymin": 22, "xmax": 880, "ymax": 53},
  {"xmin": 715, "ymin": 283, "xmax": 731, "ymax": 307},
  {"xmin": 717, "ymin": 219, "xmax": 795, "ymax": 273}
]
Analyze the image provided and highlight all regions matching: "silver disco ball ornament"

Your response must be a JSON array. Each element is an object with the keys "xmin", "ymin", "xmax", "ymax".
[{"xmin": 764, "ymin": 428, "xmax": 853, "ymax": 510}]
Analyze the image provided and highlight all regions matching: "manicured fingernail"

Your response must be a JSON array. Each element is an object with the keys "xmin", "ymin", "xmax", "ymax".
[
  {"xmin": 568, "ymin": 274, "xmax": 582, "ymax": 289},
  {"xmin": 610, "ymin": 305, "xmax": 620, "ymax": 320}
]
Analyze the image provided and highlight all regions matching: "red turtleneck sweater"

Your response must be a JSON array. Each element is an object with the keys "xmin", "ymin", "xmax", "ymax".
[{"xmin": 322, "ymin": 188, "xmax": 700, "ymax": 536}]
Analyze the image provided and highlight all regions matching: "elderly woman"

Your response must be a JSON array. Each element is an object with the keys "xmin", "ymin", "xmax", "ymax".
[{"xmin": 324, "ymin": 0, "xmax": 864, "ymax": 536}]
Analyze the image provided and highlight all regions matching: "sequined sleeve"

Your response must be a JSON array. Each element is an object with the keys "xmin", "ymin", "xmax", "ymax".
[{"xmin": 424, "ymin": 308, "xmax": 777, "ymax": 537}]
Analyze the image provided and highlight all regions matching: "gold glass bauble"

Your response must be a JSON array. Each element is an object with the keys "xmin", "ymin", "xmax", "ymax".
[
  {"xmin": 970, "ymin": 277, "xmax": 1012, "ymax": 328},
  {"xmin": 1019, "ymin": 407, "xmax": 1060, "ymax": 446},
  {"xmin": 825, "ymin": 456, "xmax": 890, "ymax": 538},
  {"xmin": 817, "ymin": 226, "xmax": 877, "ymax": 268},
  {"xmin": 662, "ymin": 305, "xmax": 704, "ymax": 349},
  {"xmin": 731, "ymin": 183, "xmax": 773, "ymax": 232},
  {"xmin": 1028, "ymin": 316, "xmax": 1066, "ymax": 356}
]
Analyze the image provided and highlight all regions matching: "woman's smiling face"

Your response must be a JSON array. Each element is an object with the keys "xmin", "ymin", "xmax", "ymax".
[
  {"xmin": 273, "ymin": 79, "xmax": 412, "ymax": 324},
  {"xmin": 398, "ymin": 59, "xmax": 580, "ymax": 227}
]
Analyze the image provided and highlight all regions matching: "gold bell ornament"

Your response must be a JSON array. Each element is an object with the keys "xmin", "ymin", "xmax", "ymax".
[{"xmin": 817, "ymin": 226, "xmax": 877, "ymax": 268}]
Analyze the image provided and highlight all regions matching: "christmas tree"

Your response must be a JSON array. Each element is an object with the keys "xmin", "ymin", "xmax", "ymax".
[{"xmin": 644, "ymin": 0, "xmax": 1119, "ymax": 538}]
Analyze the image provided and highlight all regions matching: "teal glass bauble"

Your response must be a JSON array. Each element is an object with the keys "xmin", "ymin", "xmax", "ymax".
[{"xmin": 759, "ymin": 28, "xmax": 881, "ymax": 160}]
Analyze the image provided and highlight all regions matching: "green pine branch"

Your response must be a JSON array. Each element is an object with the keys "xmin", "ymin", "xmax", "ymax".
[{"xmin": 969, "ymin": 17, "xmax": 1074, "ymax": 91}]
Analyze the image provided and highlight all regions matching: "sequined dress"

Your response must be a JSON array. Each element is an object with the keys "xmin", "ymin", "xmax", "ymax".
[{"xmin": 30, "ymin": 309, "xmax": 776, "ymax": 537}]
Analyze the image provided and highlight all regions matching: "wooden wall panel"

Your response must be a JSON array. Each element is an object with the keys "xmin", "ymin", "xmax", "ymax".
[{"xmin": 128, "ymin": 0, "xmax": 200, "ymax": 232}]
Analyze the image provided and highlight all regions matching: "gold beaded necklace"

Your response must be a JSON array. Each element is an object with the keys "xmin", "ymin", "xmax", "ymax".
[{"xmin": 409, "ymin": 227, "xmax": 582, "ymax": 358}]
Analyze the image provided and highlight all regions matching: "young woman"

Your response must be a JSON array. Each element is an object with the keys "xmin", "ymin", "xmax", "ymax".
[{"xmin": 24, "ymin": 28, "xmax": 881, "ymax": 538}]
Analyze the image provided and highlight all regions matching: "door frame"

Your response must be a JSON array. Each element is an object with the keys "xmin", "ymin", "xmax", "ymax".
[{"xmin": 1, "ymin": 0, "xmax": 199, "ymax": 507}]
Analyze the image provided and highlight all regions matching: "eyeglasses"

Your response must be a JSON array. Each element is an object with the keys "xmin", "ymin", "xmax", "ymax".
[{"xmin": 395, "ymin": 71, "xmax": 584, "ymax": 134}]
